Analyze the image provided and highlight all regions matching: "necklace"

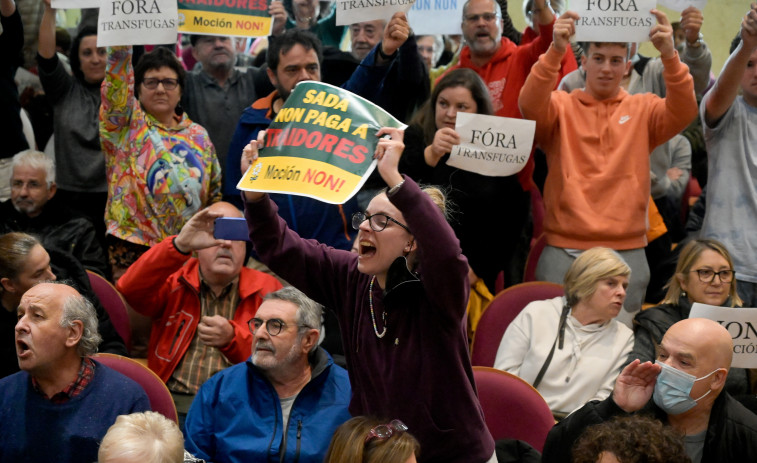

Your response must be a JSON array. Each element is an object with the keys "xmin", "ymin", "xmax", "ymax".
[{"xmin": 369, "ymin": 276, "xmax": 387, "ymax": 338}]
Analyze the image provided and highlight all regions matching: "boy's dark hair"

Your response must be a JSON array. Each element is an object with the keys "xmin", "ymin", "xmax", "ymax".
[
  {"xmin": 730, "ymin": 33, "xmax": 742, "ymax": 54},
  {"xmin": 134, "ymin": 47, "xmax": 186, "ymax": 99},
  {"xmin": 267, "ymin": 29, "xmax": 323, "ymax": 72}
]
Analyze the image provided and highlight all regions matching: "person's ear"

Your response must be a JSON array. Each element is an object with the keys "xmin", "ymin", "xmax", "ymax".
[
  {"xmin": 404, "ymin": 238, "xmax": 417, "ymax": 254},
  {"xmin": 266, "ymin": 67, "xmax": 278, "ymax": 87},
  {"xmin": 624, "ymin": 59, "xmax": 632, "ymax": 76},
  {"xmin": 64, "ymin": 320, "xmax": 84, "ymax": 349},
  {"xmin": 677, "ymin": 273, "xmax": 689, "ymax": 293},
  {"xmin": 300, "ymin": 328, "xmax": 319, "ymax": 354},
  {"xmin": 580, "ymin": 54, "xmax": 587, "ymax": 68},
  {"xmin": 710, "ymin": 368, "xmax": 728, "ymax": 391},
  {"xmin": 47, "ymin": 182, "xmax": 57, "ymax": 200},
  {"xmin": 0, "ymin": 277, "xmax": 16, "ymax": 294}
]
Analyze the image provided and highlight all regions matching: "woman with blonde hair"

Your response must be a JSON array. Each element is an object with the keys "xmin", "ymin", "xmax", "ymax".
[
  {"xmin": 630, "ymin": 238, "xmax": 750, "ymax": 395},
  {"xmin": 98, "ymin": 411, "xmax": 185, "ymax": 463},
  {"xmin": 494, "ymin": 247, "xmax": 634, "ymax": 418},
  {"xmin": 324, "ymin": 416, "xmax": 420, "ymax": 463}
]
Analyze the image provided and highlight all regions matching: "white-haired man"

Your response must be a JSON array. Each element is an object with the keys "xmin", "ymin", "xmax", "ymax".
[{"xmin": 0, "ymin": 282, "xmax": 150, "ymax": 462}]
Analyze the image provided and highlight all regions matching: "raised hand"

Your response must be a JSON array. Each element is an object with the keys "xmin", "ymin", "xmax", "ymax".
[
  {"xmin": 612, "ymin": 359, "xmax": 662, "ymax": 413},
  {"xmin": 425, "ymin": 127, "xmax": 460, "ymax": 167},
  {"xmin": 173, "ymin": 207, "xmax": 230, "ymax": 253},
  {"xmin": 553, "ymin": 12, "xmax": 578, "ymax": 55},
  {"xmin": 240, "ymin": 130, "xmax": 266, "ymax": 203},
  {"xmin": 381, "ymin": 12, "xmax": 410, "ymax": 57},
  {"xmin": 374, "ymin": 127, "xmax": 405, "ymax": 188},
  {"xmin": 649, "ymin": 9, "xmax": 675, "ymax": 60}
]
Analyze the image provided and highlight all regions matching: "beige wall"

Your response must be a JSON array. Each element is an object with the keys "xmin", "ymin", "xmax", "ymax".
[{"xmin": 506, "ymin": 1, "xmax": 749, "ymax": 77}]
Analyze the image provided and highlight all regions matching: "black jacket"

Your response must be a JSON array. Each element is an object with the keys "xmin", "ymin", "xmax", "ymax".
[
  {"xmin": 0, "ymin": 197, "xmax": 107, "ymax": 276},
  {"xmin": 542, "ymin": 392, "xmax": 757, "ymax": 463}
]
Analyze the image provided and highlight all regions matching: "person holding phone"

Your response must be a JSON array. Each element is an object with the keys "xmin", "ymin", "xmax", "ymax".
[{"xmin": 116, "ymin": 201, "xmax": 282, "ymax": 422}]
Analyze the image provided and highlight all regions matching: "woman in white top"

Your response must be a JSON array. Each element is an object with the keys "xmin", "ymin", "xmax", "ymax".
[{"xmin": 494, "ymin": 247, "xmax": 634, "ymax": 418}]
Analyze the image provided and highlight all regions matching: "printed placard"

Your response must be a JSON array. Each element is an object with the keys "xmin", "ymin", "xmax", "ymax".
[
  {"xmin": 336, "ymin": 0, "xmax": 415, "ymax": 26},
  {"xmin": 690, "ymin": 303, "xmax": 757, "ymax": 368},
  {"xmin": 657, "ymin": 0, "xmax": 707, "ymax": 12},
  {"xmin": 407, "ymin": 0, "xmax": 463, "ymax": 35},
  {"xmin": 97, "ymin": 0, "xmax": 178, "ymax": 46},
  {"xmin": 445, "ymin": 112, "xmax": 534, "ymax": 177},
  {"xmin": 52, "ymin": 0, "xmax": 99, "ymax": 9},
  {"xmin": 572, "ymin": 0, "xmax": 656, "ymax": 43},
  {"xmin": 237, "ymin": 81, "xmax": 405, "ymax": 204},
  {"xmin": 177, "ymin": 0, "xmax": 273, "ymax": 37}
]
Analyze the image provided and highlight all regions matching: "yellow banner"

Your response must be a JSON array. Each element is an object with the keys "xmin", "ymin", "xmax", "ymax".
[
  {"xmin": 238, "ymin": 156, "xmax": 366, "ymax": 204},
  {"xmin": 178, "ymin": 9, "xmax": 272, "ymax": 36}
]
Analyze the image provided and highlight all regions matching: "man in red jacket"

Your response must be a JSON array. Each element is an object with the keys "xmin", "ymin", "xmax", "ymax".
[{"xmin": 117, "ymin": 201, "xmax": 282, "ymax": 420}]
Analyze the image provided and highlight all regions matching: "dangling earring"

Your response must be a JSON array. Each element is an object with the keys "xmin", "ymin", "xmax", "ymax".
[{"xmin": 682, "ymin": 291, "xmax": 687, "ymax": 298}]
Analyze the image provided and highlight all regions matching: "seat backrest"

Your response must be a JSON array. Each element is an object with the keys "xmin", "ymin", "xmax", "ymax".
[
  {"xmin": 471, "ymin": 281, "xmax": 563, "ymax": 367},
  {"xmin": 87, "ymin": 270, "xmax": 131, "ymax": 350},
  {"xmin": 523, "ymin": 234, "xmax": 548, "ymax": 283},
  {"xmin": 94, "ymin": 353, "xmax": 178, "ymax": 423},
  {"xmin": 473, "ymin": 366, "xmax": 554, "ymax": 452}
]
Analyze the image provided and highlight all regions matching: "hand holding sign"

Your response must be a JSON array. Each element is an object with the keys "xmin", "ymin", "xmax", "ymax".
[
  {"xmin": 680, "ymin": 6, "xmax": 703, "ymax": 45},
  {"xmin": 374, "ymin": 127, "xmax": 405, "ymax": 188},
  {"xmin": 742, "ymin": 3, "xmax": 757, "ymax": 50},
  {"xmin": 553, "ymin": 11, "xmax": 579, "ymax": 55},
  {"xmin": 241, "ymin": 131, "xmax": 266, "ymax": 203},
  {"xmin": 649, "ymin": 9, "xmax": 675, "ymax": 60},
  {"xmin": 269, "ymin": 0, "xmax": 287, "ymax": 36},
  {"xmin": 427, "ymin": 128, "xmax": 461, "ymax": 168},
  {"xmin": 381, "ymin": 12, "xmax": 410, "ymax": 58}
]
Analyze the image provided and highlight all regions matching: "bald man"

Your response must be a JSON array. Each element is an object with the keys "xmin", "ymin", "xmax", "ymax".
[
  {"xmin": 542, "ymin": 318, "xmax": 757, "ymax": 463},
  {"xmin": 117, "ymin": 202, "xmax": 282, "ymax": 419}
]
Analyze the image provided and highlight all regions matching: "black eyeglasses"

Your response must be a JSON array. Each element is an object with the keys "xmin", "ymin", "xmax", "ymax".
[
  {"xmin": 352, "ymin": 212, "xmax": 410, "ymax": 233},
  {"xmin": 365, "ymin": 419, "xmax": 409, "ymax": 444},
  {"xmin": 464, "ymin": 12, "xmax": 499, "ymax": 23},
  {"xmin": 142, "ymin": 77, "xmax": 179, "ymax": 90},
  {"xmin": 247, "ymin": 318, "xmax": 310, "ymax": 336},
  {"xmin": 690, "ymin": 269, "xmax": 734, "ymax": 284}
]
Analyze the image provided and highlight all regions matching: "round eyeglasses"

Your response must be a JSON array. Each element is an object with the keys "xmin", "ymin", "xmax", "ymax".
[
  {"xmin": 352, "ymin": 212, "xmax": 411, "ymax": 233},
  {"xmin": 365, "ymin": 419, "xmax": 409, "ymax": 444},
  {"xmin": 247, "ymin": 317, "xmax": 310, "ymax": 336},
  {"xmin": 690, "ymin": 269, "xmax": 734, "ymax": 284}
]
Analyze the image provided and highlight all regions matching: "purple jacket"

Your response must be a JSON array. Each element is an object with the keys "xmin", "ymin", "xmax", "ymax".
[{"xmin": 244, "ymin": 176, "xmax": 495, "ymax": 462}]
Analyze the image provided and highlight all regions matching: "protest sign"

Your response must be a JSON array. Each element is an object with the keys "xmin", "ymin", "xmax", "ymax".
[
  {"xmin": 237, "ymin": 81, "xmax": 405, "ymax": 204},
  {"xmin": 572, "ymin": 0, "xmax": 656, "ymax": 43},
  {"xmin": 97, "ymin": 0, "xmax": 178, "ymax": 46},
  {"xmin": 177, "ymin": 0, "xmax": 273, "ymax": 37},
  {"xmin": 52, "ymin": 0, "xmax": 99, "ymax": 9},
  {"xmin": 336, "ymin": 0, "xmax": 414, "ymax": 26},
  {"xmin": 658, "ymin": 0, "xmax": 707, "ymax": 12},
  {"xmin": 407, "ymin": 0, "xmax": 463, "ymax": 35},
  {"xmin": 690, "ymin": 303, "xmax": 757, "ymax": 368},
  {"xmin": 445, "ymin": 112, "xmax": 534, "ymax": 177}
]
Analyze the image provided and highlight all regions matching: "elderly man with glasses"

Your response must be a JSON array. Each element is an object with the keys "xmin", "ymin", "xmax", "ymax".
[{"xmin": 184, "ymin": 286, "xmax": 352, "ymax": 463}]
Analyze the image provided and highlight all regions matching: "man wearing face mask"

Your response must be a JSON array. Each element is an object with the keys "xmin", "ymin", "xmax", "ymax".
[{"xmin": 542, "ymin": 318, "xmax": 757, "ymax": 463}]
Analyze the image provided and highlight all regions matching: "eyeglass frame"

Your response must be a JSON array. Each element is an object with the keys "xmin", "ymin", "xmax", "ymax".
[
  {"xmin": 364, "ymin": 419, "xmax": 409, "ymax": 444},
  {"xmin": 689, "ymin": 268, "xmax": 735, "ymax": 284},
  {"xmin": 352, "ymin": 212, "xmax": 411, "ymax": 234},
  {"xmin": 141, "ymin": 77, "xmax": 180, "ymax": 90},
  {"xmin": 463, "ymin": 12, "xmax": 500, "ymax": 23},
  {"xmin": 247, "ymin": 317, "xmax": 311, "ymax": 336}
]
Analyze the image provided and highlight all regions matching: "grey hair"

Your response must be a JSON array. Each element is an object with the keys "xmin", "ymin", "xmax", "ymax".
[
  {"xmin": 55, "ymin": 282, "xmax": 102, "ymax": 357},
  {"xmin": 462, "ymin": 0, "xmax": 501, "ymax": 18},
  {"xmin": 522, "ymin": 0, "xmax": 564, "ymax": 27},
  {"xmin": 12, "ymin": 150, "xmax": 56, "ymax": 187},
  {"xmin": 263, "ymin": 286, "xmax": 323, "ymax": 352}
]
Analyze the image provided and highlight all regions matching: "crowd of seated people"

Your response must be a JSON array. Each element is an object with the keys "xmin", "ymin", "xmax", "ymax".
[{"xmin": 3, "ymin": 0, "xmax": 757, "ymax": 461}]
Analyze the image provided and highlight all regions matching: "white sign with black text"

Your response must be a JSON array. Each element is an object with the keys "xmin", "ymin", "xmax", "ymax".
[
  {"xmin": 446, "ymin": 112, "xmax": 534, "ymax": 177},
  {"xmin": 690, "ymin": 303, "xmax": 757, "ymax": 369},
  {"xmin": 97, "ymin": 0, "xmax": 178, "ymax": 47},
  {"xmin": 572, "ymin": 0, "xmax": 657, "ymax": 43}
]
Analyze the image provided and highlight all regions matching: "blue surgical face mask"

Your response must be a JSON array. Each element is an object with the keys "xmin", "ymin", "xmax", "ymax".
[{"xmin": 653, "ymin": 361, "xmax": 719, "ymax": 415}]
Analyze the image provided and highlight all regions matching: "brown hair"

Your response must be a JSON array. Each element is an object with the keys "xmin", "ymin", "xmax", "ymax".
[
  {"xmin": 662, "ymin": 239, "xmax": 741, "ymax": 306},
  {"xmin": 0, "ymin": 233, "xmax": 42, "ymax": 284},
  {"xmin": 323, "ymin": 416, "xmax": 420, "ymax": 463},
  {"xmin": 572, "ymin": 415, "xmax": 690, "ymax": 463}
]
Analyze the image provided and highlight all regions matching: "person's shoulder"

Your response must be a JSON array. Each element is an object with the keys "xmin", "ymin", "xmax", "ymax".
[
  {"xmin": 720, "ymin": 392, "xmax": 757, "ymax": 430},
  {"xmin": 0, "ymin": 370, "xmax": 29, "ymax": 391}
]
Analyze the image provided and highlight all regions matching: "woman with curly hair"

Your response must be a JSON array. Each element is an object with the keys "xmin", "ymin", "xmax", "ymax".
[{"xmin": 572, "ymin": 415, "xmax": 690, "ymax": 463}]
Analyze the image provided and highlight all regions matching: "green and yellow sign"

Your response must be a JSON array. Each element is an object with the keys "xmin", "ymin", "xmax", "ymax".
[
  {"xmin": 238, "ymin": 81, "xmax": 405, "ymax": 204},
  {"xmin": 177, "ymin": 0, "xmax": 272, "ymax": 37}
]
